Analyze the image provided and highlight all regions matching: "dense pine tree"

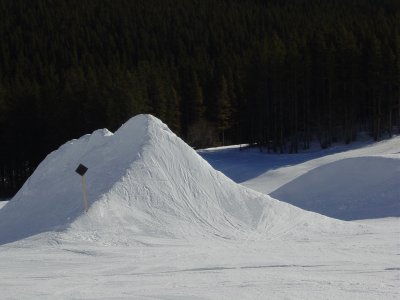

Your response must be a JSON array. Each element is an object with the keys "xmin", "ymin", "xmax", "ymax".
[{"xmin": 0, "ymin": 0, "xmax": 399, "ymax": 197}]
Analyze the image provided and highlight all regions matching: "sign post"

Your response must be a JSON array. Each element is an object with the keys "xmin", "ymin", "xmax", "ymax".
[{"xmin": 75, "ymin": 164, "xmax": 89, "ymax": 213}]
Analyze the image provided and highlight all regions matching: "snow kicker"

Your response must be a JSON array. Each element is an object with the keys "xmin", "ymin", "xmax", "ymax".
[{"xmin": 0, "ymin": 115, "xmax": 353, "ymax": 245}]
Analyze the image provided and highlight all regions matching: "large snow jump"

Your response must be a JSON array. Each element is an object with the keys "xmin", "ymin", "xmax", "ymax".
[{"xmin": 0, "ymin": 115, "xmax": 353, "ymax": 245}]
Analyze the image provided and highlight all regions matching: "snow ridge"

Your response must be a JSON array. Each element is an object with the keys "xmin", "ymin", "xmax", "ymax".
[{"xmin": 271, "ymin": 156, "xmax": 400, "ymax": 220}]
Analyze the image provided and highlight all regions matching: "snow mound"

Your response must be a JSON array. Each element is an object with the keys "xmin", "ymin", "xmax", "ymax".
[
  {"xmin": 0, "ymin": 201, "xmax": 7, "ymax": 210},
  {"xmin": 0, "ymin": 115, "xmax": 357, "ymax": 245},
  {"xmin": 271, "ymin": 156, "xmax": 400, "ymax": 220}
]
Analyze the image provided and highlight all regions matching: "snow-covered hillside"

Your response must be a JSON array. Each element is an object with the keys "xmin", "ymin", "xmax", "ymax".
[
  {"xmin": 271, "ymin": 156, "xmax": 400, "ymax": 220},
  {"xmin": 201, "ymin": 136, "xmax": 400, "ymax": 220},
  {"xmin": 0, "ymin": 115, "xmax": 398, "ymax": 299}
]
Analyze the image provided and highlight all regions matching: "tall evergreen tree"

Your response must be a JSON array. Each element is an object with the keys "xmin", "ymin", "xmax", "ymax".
[
  {"xmin": 216, "ymin": 75, "xmax": 232, "ymax": 145},
  {"xmin": 0, "ymin": 0, "xmax": 398, "ymax": 196}
]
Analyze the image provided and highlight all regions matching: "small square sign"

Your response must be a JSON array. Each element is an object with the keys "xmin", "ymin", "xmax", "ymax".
[{"xmin": 75, "ymin": 164, "xmax": 88, "ymax": 176}]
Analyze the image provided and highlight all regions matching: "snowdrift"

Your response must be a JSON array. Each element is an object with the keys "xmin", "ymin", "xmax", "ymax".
[
  {"xmin": 0, "ymin": 115, "xmax": 354, "ymax": 245},
  {"xmin": 271, "ymin": 156, "xmax": 400, "ymax": 220}
]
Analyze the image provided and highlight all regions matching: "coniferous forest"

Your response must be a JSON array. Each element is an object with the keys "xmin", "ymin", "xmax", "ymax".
[{"xmin": 0, "ymin": 0, "xmax": 399, "ymax": 197}]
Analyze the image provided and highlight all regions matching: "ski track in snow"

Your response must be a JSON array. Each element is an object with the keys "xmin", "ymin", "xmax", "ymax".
[{"xmin": 0, "ymin": 115, "xmax": 399, "ymax": 299}]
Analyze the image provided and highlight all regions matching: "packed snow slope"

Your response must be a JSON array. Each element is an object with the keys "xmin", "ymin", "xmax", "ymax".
[
  {"xmin": 201, "ymin": 136, "xmax": 400, "ymax": 220},
  {"xmin": 0, "ymin": 114, "xmax": 349, "ymax": 246},
  {"xmin": 271, "ymin": 156, "xmax": 400, "ymax": 220},
  {"xmin": 0, "ymin": 201, "xmax": 7, "ymax": 210}
]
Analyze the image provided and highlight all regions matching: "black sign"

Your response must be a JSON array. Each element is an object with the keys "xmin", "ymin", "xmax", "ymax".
[{"xmin": 75, "ymin": 164, "xmax": 88, "ymax": 176}]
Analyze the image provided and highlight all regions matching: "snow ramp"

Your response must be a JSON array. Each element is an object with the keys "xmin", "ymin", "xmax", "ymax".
[
  {"xmin": 271, "ymin": 156, "xmax": 400, "ymax": 220},
  {"xmin": 0, "ymin": 115, "xmax": 354, "ymax": 245}
]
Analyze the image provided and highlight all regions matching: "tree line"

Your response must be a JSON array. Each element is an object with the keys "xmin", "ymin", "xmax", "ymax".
[{"xmin": 0, "ymin": 0, "xmax": 399, "ymax": 197}]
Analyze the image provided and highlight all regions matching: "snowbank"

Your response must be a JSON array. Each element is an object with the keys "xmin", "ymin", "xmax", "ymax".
[
  {"xmin": 0, "ymin": 115, "xmax": 357, "ymax": 246},
  {"xmin": 271, "ymin": 156, "xmax": 400, "ymax": 220},
  {"xmin": 0, "ymin": 201, "xmax": 7, "ymax": 210}
]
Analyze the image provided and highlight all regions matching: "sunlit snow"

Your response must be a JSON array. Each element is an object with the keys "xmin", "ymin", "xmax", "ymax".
[{"xmin": 0, "ymin": 115, "xmax": 398, "ymax": 299}]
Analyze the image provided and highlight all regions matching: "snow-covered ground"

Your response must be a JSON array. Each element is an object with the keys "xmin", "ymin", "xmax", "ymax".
[
  {"xmin": 0, "ymin": 201, "xmax": 7, "ymax": 210},
  {"xmin": 0, "ymin": 218, "xmax": 397, "ymax": 299},
  {"xmin": 0, "ymin": 115, "xmax": 398, "ymax": 299},
  {"xmin": 200, "ymin": 137, "xmax": 400, "ymax": 220}
]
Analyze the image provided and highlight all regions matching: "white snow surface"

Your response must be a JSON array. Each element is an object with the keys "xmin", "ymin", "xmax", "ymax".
[
  {"xmin": 0, "ymin": 115, "xmax": 398, "ymax": 299},
  {"xmin": 201, "ymin": 137, "xmax": 400, "ymax": 220},
  {"xmin": 271, "ymin": 155, "xmax": 400, "ymax": 220},
  {"xmin": 0, "ymin": 201, "xmax": 7, "ymax": 210},
  {"xmin": 0, "ymin": 114, "xmax": 344, "ymax": 246}
]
